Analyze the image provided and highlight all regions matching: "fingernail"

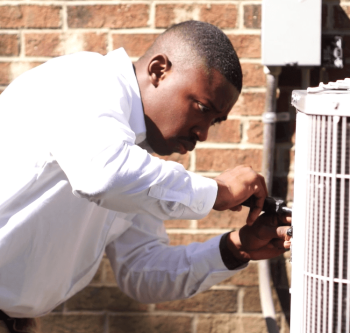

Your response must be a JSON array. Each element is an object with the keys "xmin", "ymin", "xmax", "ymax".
[{"xmin": 287, "ymin": 227, "xmax": 293, "ymax": 237}]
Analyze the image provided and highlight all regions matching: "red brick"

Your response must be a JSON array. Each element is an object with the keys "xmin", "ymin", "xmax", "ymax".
[
  {"xmin": 41, "ymin": 314, "xmax": 105, "ymax": 333},
  {"xmin": 90, "ymin": 259, "xmax": 104, "ymax": 284},
  {"xmin": 155, "ymin": 4, "xmax": 237, "ymax": 29},
  {"xmin": 228, "ymin": 35, "xmax": 261, "ymax": 59},
  {"xmin": 197, "ymin": 314, "xmax": 240, "ymax": 333},
  {"xmin": 164, "ymin": 219, "xmax": 192, "ymax": 229},
  {"xmin": 81, "ymin": 32, "xmax": 108, "ymax": 55},
  {"xmin": 241, "ymin": 63, "xmax": 266, "ymax": 87},
  {"xmin": 200, "ymin": 4, "xmax": 238, "ymax": 29},
  {"xmin": 156, "ymin": 289, "xmax": 238, "ymax": 313},
  {"xmin": 243, "ymin": 286, "xmax": 282, "ymax": 312},
  {"xmin": 247, "ymin": 120, "xmax": 263, "ymax": 144},
  {"xmin": 152, "ymin": 152, "xmax": 190, "ymax": 170},
  {"xmin": 198, "ymin": 206, "xmax": 249, "ymax": 229},
  {"xmin": 207, "ymin": 119, "xmax": 241, "ymax": 143},
  {"xmin": 244, "ymin": 4, "xmax": 261, "ymax": 29},
  {"xmin": 197, "ymin": 314, "xmax": 279, "ymax": 333},
  {"xmin": 333, "ymin": 5, "xmax": 350, "ymax": 29},
  {"xmin": 241, "ymin": 315, "xmax": 279, "ymax": 333},
  {"xmin": 65, "ymin": 286, "xmax": 147, "ymax": 311},
  {"xmin": 113, "ymin": 34, "xmax": 159, "ymax": 58},
  {"xmin": 109, "ymin": 315, "xmax": 192, "ymax": 333},
  {"xmin": 0, "ymin": 5, "xmax": 61, "ymax": 28},
  {"xmin": 0, "ymin": 63, "xmax": 11, "ymax": 85},
  {"xmin": 220, "ymin": 261, "xmax": 259, "ymax": 286},
  {"xmin": 196, "ymin": 149, "xmax": 263, "ymax": 172},
  {"xmin": 0, "ymin": 34, "xmax": 19, "ymax": 56},
  {"xmin": 231, "ymin": 92, "xmax": 265, "ymax": 116},
  {"xmin": 168, "ymin": 233, "xmax": 215, "ymax": 246},
  {"xmin": 104, "ymin": 257, "xmax": 118, "ymax": 285},
  {"xmin": 67, "ymin": 5, "xmax": 149, "ymax": 28},
  {"xmin": 25, "ymin": 32, "xmax": 108, "ymax": 57},
  {"xmin": 52, "ymin": 303, "xmax": 64, "ymax": 312},
  {"xmin": 25, "ymin": 33, "xmax": 62, "ymax": 57},
  {"xmin": 1, "ymin": 62, "xmax": 43, "ymax": 85}
]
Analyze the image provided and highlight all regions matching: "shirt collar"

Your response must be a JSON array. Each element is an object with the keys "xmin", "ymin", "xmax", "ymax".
[{"xmin": 109, "ymin": 48, "xmax": 147, "ymax": 145}]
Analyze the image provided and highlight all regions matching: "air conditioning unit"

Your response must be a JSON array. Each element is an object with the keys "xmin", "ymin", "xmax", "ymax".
[{"xmin": 291, "ymin": 80, "xmax": 350, "ymax": 333}]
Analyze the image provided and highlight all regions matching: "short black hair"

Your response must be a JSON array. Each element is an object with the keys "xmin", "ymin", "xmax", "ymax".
[{"xmin": 144, "ymin": 20, "xmax": 243, "ymax": 92}]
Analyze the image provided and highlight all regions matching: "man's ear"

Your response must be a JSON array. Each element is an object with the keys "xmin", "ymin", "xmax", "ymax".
[{"xmin": 148, "ymin": 54, "xmax": 172, "ymax": 88}]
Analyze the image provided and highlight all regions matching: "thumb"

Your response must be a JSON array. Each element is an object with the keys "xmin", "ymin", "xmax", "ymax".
[
  {"xmin": 257, "ymin": 225, "xmax": 291, "ymax": 241},
  {"xmin": 275, "ymin": 225, "xmax": 292, "ymax": 241}
]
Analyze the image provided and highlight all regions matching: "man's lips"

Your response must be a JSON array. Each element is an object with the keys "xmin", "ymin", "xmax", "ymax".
[{"xmin": 178, "ymin": 139, "xmax": 196, "ymax": 153}]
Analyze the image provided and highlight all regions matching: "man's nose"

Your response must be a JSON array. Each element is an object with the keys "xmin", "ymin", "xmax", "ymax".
[{"xmin": 193, "ymin": 125, "xmax": 210, "ymax": 142}]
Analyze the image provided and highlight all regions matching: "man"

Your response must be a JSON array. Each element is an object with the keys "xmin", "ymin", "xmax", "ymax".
[{"xmin": 0, "ymin": 21, "xmax": 291, "ymax": 332}]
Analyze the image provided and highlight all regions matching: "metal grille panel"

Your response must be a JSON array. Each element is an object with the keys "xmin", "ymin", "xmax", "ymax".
[{"xmin": 303, "ymin": 115, "xmax": 350, "ymax": 333}]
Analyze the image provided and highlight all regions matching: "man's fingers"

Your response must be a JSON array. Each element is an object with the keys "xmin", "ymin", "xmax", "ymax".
[
  {"xmin": 256, "ymin": 223, "xmax": 292, "ymax": 242},
  {"xmin": 257, "ymin": 173, "xmax": 268, "ymax": 198},
  {"xmin": 246, "ymin": 206, "xmax": 262, "ymax": 226},
  {"xmin": 284, "ymin": 241, "xmax": 291, "ymax": 249},
  {"xmin": 278, "ymin": 215, "xmax": 292, "ymax": 226},
  {"xmin": 270, "ymin": 238, "xmax": 285, "ymax": 249},
  {"xmin": 248, "ymin": 246, "xmax": 286, "ymax": 261},
  {"xmin": 246, "ymin": 174, "xmax": 268, "ymax": 226},
  {"xmin": 276, "ymin": 226, "xmax": 292, "ymax": 241}
]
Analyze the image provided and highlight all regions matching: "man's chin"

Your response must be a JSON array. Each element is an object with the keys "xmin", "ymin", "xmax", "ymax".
[{"xmin": 148, "ymin": 141, "xmax": 173, "ymax": 156}]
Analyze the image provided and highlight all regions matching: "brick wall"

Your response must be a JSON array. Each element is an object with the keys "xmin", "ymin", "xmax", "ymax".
[{"xmin": 1, "ymin": 1, "xmax": 350, "ymax": 332}]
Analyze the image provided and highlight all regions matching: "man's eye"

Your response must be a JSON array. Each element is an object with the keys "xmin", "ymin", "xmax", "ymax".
[{"xmin": 198, "ymin": 103, "xmax": 210, "ymax": 114}]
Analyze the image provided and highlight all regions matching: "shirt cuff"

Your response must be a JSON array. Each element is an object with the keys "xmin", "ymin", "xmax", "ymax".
[
  {"xmin": 190, "ymin": 234, "xmax": 249, "ymax": 295},
  {"xmin": 179, "ymin": 172, "xmax": 218, "ymax": 220},
  {"xmin": 219, "ymin": 232, "xmax": 250, "ymax": 270}
]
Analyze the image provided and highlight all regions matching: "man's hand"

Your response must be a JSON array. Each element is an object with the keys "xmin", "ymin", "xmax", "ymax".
[
  {"xmin": 227, "ymin": 214, "xmax": 292, "ymax": 261},
  {"xmin": 213, "ymin": 165, "xmax": 268, "ymax": 225}
]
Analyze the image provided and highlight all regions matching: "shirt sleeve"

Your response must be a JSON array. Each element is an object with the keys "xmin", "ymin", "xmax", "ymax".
[{"xmin": 105, "ymin": 214, "xmax": 248, "ymax": 303}]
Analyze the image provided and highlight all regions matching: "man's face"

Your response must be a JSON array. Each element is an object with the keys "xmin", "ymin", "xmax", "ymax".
[{"xmin": 143, "ymin": 66, "xmax": 240, "ymax": 156}]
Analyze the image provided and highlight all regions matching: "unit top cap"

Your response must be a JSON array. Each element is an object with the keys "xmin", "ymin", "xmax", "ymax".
[
  {"xmin": 307, "ymin": 78, "xmax": 350, "ymax": 93},
  {"xmin": 292, "ymin": 79, "xmax": 350, "ymax": 117}
]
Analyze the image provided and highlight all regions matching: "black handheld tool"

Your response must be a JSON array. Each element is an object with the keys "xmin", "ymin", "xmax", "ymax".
[{"xmin": 241, "ymin": 196, "xmax": 292, "ymax": 216}]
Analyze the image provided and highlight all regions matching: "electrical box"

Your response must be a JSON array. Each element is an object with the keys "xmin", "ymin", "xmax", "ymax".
[{"xmin": 262, "ymin": 0, "xmax": 322, "ymax": 66}]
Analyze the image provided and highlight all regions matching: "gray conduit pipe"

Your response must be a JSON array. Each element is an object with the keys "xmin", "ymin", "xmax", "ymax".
[{"xmin": 259, "ymin": 65, "xmax": 281, "ymax": 333}]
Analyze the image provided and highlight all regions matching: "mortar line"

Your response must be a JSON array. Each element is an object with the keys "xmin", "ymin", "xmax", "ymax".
[
  {"xmin": 107, "ymin": 30, "xmax": 113, "ymax": 53},
  {"xmin": 61, "ymin": 3, "xmax": 68, "ymax": 31},
  {"xmin": 19, "ymin": 29, "xmax": 25, "ymax": 59},
  {"xmin": 237, "ymin": 287, "xmax": 245, "ymax": 313},
  {"xmin": 195, "ymin": 142, "xmax": 263, "ymax": 149},
  {"xmin": 189, "ymin": 220, "xmax": 198, "ymax": 229},
  {"xmin": 104, "ymin": 313, "xmax": 109, "ymax": 333},
  {"xmin": 166, "ymin": 228, "xmax": 232, "ymax": 234},
  {"xmin": 192, "ymin": 314, "xmax": 198, "ymax": 333},
  {"xmin": 238, "ymin": 0, "xmax": 244, "ymax": 30},
  {"xmin": 189, "ymin": 149, "xmax": 196, "ymax": 172},
  {"xmin": 149, "ymin": 0, "xmax": 156, "ymax": 29}
]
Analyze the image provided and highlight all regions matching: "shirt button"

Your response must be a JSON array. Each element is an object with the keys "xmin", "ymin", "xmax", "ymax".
[{"xmin": 197, "ymin": 202, "xmax": 204, "ymax": 211}]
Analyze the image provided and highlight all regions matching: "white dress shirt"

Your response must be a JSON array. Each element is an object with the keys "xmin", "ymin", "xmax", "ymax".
[{"xmin": 0, "ymin": 48, "xmax": 246, "ymax": 318}]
